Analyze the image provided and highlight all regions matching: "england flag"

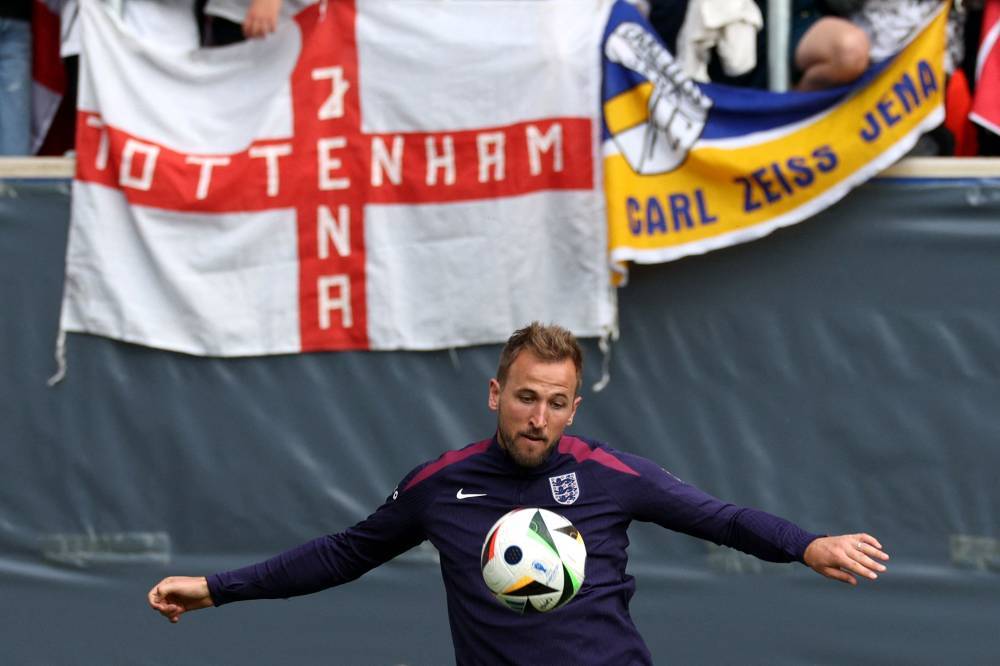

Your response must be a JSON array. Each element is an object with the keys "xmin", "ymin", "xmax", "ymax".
[{"xmin": 60, "ymin": 0, "xmax": 616, "ymax": 356}]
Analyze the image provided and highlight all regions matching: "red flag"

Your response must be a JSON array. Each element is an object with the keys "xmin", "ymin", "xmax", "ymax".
[
  {"xmin": 971, "ymin": 0, "xmax": 1000, "ymax": 136},
  {"xmin": 946, "ymin": 68, "xmax": 978, "ymax": 156},
  {"xmin": 31, "ymin": 0, "xmax": 66, "ymax": 154}
]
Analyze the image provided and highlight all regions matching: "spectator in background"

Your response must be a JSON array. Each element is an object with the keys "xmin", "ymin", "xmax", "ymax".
[
  {"xmin": 849, "ymin": 0, "xmax": 960, "ymax": 69},
  {"xmin": 650, "ymin": 0, "xmax": 770, "ymax": 88},
  {"xmin": 123, "ymin": 0, "xmax": 201, "ymax": 51},
  {"xmin": 39, "ymin": 0, "xmax": 203, "ymax": 156},
  {"xmin": 791, "ymin": 0, "xmax": 870, "ymax": 90},
  {"xmin": 674, "ymin": 0, "xmax": 765, "ymax": 83},
  {"xmin": 649, "ymin": 0, "xmax": 870, "ymax": 90},
  {"xmin": 201, "ymin": 0, "xmax": 314, "ymax": 47},
  {"xmin": 0, "ymin": 0, "xmax": 32, "ymax": 155},
  {"xmin": 63, "ymin": 0, "xmax": 203, "ymax": 53},
  {"xmin": 849, "ymin": 1, "xmax": 965, "ymax": 156}
]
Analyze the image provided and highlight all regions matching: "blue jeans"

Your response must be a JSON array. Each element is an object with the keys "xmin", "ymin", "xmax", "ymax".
[{"xmin": 0, "ymin": 17, "xmax": 32, "ymax": 155}]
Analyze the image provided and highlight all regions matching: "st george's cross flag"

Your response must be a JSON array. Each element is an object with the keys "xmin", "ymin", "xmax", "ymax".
[{"xmin": 59, "ymin": 0, "xmax": 616, "ymax": 356}]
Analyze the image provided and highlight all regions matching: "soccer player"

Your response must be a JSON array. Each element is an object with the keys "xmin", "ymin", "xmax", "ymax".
[{"xmin": 148, "ymin": 322, "xmax": 889, "ymax": 664}]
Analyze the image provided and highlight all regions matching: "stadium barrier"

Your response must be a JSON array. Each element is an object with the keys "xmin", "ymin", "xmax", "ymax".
[{"xmin": 2, "ymin": 157, "xmax": 998, "ymax": 664}]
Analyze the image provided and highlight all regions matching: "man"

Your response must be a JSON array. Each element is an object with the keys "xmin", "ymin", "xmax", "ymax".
[{"xmin": 149, "ymin": 322, "xmax": 889, "ymax": 665}]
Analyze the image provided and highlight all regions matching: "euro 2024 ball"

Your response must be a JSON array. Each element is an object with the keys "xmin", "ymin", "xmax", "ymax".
[{"xmin": 480, "ymin": 507, "xmax": 586, "ymax": 613}]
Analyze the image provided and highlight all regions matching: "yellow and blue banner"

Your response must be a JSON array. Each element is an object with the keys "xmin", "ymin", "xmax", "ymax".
[{"xmin": 602, "ymin": 1, "xmax": 948, "ymax": 270}]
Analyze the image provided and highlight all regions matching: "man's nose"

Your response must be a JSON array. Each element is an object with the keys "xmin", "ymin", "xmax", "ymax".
[{"xmin": 529, "ymin": 404, "xmax": 547, "ymax": 429}]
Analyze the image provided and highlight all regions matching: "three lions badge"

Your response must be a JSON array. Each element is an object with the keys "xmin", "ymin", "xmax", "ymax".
[{"xmin": 549, "ymin": 472, "xmax": 580, "ymax": 505}]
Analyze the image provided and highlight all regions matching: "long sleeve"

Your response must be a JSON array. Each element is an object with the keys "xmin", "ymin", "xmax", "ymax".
[
  {"xmin": 594, "ymin": 449, "xmax": 820, "ymax": 563},
  {"xmin": 208, "ymin": 471, "xmax": 430, "ymax": 605}
]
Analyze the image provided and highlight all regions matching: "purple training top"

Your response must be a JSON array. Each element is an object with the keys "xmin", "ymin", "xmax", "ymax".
[{"xmin": 208, "ymin": 435, "xmax": 820, "ymax": 665}]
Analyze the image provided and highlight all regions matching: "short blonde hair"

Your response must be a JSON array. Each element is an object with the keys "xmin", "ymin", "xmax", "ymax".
[{"xmin": 497, "ymin": 322, "xmax": 583, "ymax": 393}]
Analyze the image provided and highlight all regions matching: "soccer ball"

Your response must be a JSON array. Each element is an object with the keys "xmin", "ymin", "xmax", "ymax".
[{"xmin": 480, "ymin": 507, "xmax": 586, "ymax": 614}]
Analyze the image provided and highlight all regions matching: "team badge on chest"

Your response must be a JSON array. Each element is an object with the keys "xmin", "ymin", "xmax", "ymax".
[{"xmin": 548, "ymin": 472, "xmax": 580, "ymax": 505}]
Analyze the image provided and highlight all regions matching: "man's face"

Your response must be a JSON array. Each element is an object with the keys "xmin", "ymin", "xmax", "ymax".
[{"xmin": 488, "ymin": 351, "xmax": 582, "ymax": 468}]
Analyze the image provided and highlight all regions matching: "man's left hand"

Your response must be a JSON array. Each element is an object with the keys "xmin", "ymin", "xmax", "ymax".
[{"xmin": 803, "ymin": 533, "xmax": 889, "ymax": 585}]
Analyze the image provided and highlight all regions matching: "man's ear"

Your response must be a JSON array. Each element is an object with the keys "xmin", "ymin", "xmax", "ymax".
[
  {"xmin": 488, "ymin": 378, "xmax": 501, "ymax": 411},
  {"xmin": 567, "ymin": 395, "xmax": 582, "ymax": 425}
]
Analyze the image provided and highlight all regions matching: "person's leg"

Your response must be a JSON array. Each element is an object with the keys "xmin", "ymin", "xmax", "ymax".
[
  {"xmin": 794, "ymin": 17, "xmax": 870, "ymax": 91},
  {"xmin": 0, "ymin": 18, "xmax": 33, "ymax": 155}
]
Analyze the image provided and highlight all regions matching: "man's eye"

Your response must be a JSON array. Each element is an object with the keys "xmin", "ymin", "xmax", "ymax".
[
  {"xmin": 551, "ymin": 402, "xmax": 566, "ymax": 410},
  {"xmin": 519, "ymin": 395, "xmax": 534, "ymax": 403}
]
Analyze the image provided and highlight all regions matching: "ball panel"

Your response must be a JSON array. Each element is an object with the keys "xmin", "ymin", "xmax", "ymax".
[
  {"xmin": 503, "ymin": 545, "xmax": 523, "ymax": 565},
  {"xmin": 566, "ymin": 564, "xmax": 583, "ymax": 593},
  {"xmin": 481, "ymin": 525, "xmax": 500, "ymax": 569},
  {"xmin": 554, "ymin": 524, "xmax": 582, "ymax": 542},
  {"xmin": 502, "ymin": 578, "xmax": 559, "ymax": 596},
  {"xmin": 500, "ymin": 596, "xmax": 527, "ymax": 613},
  {"xmin": 526, "ymin": 510, "xmax": 560, "ymax": 556},
  {"xmin": 553, "ymin": 565, "xmax": 577, "ymax": 609}
]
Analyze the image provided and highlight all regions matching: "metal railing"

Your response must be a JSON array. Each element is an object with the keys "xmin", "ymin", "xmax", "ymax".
[
  {"xmin": 4, "ymin": 156, "xmax": 999, "ymax": 181},
  {"xmin": 768, "ymin": 0, "xmax": 792, "ymax": 92}
]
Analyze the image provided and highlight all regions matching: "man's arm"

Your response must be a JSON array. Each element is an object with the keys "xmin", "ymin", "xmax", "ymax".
[
  {"xmin": 205, "ymin": 527, "xmax": 424, "ymax": 606},
  {"xmin": 600, "ymin": 447, "xmax": 890, "ymax": 582},
  {"xmin": 148, "ymin": 527, "xmax": 424, "ymax": 623},
  {"xmin": 147, "ymin": 465, "xmax": 431, "ymax": 622}
]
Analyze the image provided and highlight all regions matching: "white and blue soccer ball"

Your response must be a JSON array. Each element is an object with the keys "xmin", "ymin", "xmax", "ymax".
[{"xmin": 480, "ymin": 507, "xmax": 586, "ymax": 614}]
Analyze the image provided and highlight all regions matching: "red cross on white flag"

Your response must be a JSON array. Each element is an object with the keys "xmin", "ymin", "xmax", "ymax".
[{"xmin": 61, "ymin": 0, "xmax": 615, "ymax": 356}]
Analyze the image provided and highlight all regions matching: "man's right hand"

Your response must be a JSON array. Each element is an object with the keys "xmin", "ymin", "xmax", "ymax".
[
  {"xmin": 242, "ymin": 0, "xmax": 282, "ymax": 38},
  {"xmin": 148, "ymin": 576, "xmax": 213, "ymax": 623}
]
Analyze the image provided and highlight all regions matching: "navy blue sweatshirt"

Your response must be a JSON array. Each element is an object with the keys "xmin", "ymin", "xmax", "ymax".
[{"xmin": 208, "ymin": 435, "xmax": 820, "ymax": 665}]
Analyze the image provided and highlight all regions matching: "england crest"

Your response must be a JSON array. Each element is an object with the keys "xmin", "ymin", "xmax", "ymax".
[{"xmin": 549, "ymin": 472, "xmax": 580, "ymax": 505}]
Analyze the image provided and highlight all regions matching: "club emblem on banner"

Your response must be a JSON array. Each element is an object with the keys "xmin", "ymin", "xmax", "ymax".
[
  {"xmin": 604, "ymin": 22, "xmax": 712, "ymax": 175},
  {"xmin": 549, "ymin": 472, "xmax": 580, "ymax": 505}
]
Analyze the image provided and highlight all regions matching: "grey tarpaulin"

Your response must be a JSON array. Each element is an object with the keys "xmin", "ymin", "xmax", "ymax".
[{"xmin": 1, "ymin": 174, "xmax": 998, "ymax": 664}]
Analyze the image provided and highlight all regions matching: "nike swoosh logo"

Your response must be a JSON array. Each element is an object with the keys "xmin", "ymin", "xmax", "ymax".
[{"xmin": 456, "ymin": 489, "xmax": 487, "ymax": 500}]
